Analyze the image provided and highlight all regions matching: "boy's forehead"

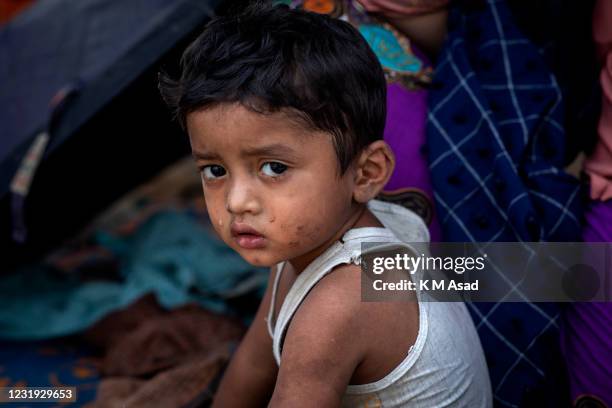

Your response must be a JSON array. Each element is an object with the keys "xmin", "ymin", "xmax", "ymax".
[{"xmin": 187, "ymin": 103, "xmax": 324, "ymax": 151}]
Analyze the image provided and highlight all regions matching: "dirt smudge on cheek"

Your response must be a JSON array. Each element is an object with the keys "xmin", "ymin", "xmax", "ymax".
[
  {"xmin": 291, "ymin": 225, "xmax": 308, "ymax": 246},
  {"xmin": 288, "ymin": 224, "xmax": 323, "ymax": 247},
  {"xmin": 305, "ymin": 225, "xmax": 322, "ymax": 243},
  {"xmin": 284, "ymin": 224, "xmax": 305, "ymax": 248}
]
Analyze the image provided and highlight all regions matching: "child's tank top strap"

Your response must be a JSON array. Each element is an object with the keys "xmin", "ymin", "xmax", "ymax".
[
  {"xmin": 272, "ymin": 241, "xmax": 349, "ymax": 364},
  {"xmin": 266, "ymin": 262, "xmax": 285, "ymax": 339}
]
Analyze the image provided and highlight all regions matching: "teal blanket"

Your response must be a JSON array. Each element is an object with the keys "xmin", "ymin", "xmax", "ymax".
[{"xmin": 0, "ymin": 211, "xmax": 267, "ymax": 339}]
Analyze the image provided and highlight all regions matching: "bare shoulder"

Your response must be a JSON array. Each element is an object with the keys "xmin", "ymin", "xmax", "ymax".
[
  {"xmin": 300, "ymin": 261, "xmax": 419, "ymax": 329},
  {"xmin": 288, "ymin": 261, "xmax": 419, "ymax": 353},
  {"xmin": 293, "ymin": 261, "xmax": 420, "ymax": 385},
  {"xmin": 284, "ymin": 262, "xmax": 366, "ymax": 358}
]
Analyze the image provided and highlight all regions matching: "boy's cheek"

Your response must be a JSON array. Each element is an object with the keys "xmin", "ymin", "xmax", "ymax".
[
  {"xmin": 201, "ymin": 194, "xmax": 228, "ymax": 235},
  {"xmin": 278, "ymin": 218, "xmax": 324, "ymax": 251}
]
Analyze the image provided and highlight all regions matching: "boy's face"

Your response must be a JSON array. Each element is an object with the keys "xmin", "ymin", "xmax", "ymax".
[{"xmin": 187, "ymin": 103, "xmax": 359, "ymax": 269}]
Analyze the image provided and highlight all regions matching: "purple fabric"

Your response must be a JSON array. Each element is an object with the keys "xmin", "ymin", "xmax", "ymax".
[
  {"xmin": 383, "ymin": 83, "xmax": 442, "ymax": 241},
  {"xmin": 561, "ymin": 200, "xmax": 612, "ymax": 406}
]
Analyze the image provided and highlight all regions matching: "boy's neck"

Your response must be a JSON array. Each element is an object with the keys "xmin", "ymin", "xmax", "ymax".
[{"xmin": 287, "ymin": 202, "xmax": 384, "ymax": 275}]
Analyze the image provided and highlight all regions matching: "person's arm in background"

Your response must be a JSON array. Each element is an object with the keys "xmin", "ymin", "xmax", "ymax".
[
  {"xmin": 593, "ymin": 0, "xmax": 612, "ymax": 60},
  {"xmin": 584, "ymin": 0, "xmax": 612, "ymax": 200},
  {"xmin": 356, "ymin": 0, "xmax": 449, "ymax": 58}
]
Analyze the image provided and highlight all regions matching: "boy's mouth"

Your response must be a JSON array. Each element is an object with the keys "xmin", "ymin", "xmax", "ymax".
[{"xmin": 230, "ymin": 223, "xmax": 266, "ymax": 249}]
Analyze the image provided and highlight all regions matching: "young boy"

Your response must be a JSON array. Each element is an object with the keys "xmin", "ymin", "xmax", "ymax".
[{"xmin": 159, "ymin": 3, "xmax": 491, "ymax": 407}]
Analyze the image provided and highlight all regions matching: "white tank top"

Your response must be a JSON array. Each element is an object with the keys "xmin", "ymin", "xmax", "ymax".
[{"xmin": 266, "ymin": 199, "xmax": 492, "ymax": 407}]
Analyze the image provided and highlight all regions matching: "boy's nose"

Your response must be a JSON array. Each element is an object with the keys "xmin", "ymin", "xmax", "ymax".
[{"xmin": 226, "ymin": 179, "xmax": 261, "ymax": 215}]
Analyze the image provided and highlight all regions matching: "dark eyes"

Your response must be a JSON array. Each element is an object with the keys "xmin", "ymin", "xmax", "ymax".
[
  {"xmin": 200, "ymin": 162, "xmax": 288, "ymax": 180},
  {"xmin": 261, "ymin": 162, "xmax": 288, "ymax": 177},
  {"xmin": 201, "ymin": 165, "xmax": 226, "ymax": 180}
]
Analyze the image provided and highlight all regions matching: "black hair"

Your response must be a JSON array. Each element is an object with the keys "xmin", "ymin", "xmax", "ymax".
[{"xmin": 159, "ymin": 1, "xmax": 387, "ymax": 173}]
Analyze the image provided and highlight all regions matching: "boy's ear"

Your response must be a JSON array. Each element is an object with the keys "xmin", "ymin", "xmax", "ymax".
[{"xmin": 352, "ymin": 140, "xmax": 395, "ymax": 203}]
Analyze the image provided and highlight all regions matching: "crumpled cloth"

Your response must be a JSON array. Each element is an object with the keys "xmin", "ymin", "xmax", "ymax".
[
  {"xmin": 84, "ymin": 295, "xmax": 244, "ymax": 377},
  {"xmin": 0, "ymin": 210, "xmax": 267, "ymax": 339},
  {"xmin": 83, "ymin": 295, "xmax": 244, "ymax": 408},
  {"xmin": 560, "ymin": 201, "xmax": 612, "ymax": 407},
  {"xmin": 85, "ymin": 347, "xmax": 231, "ymax": 408}
]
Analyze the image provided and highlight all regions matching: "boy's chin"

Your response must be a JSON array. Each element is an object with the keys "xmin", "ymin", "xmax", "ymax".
[{"xmin": 237, "ymin": 251, "xmax": 280, "ymax": 268}]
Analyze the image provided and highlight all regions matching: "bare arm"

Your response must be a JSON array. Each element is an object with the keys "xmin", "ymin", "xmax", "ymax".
[
  {"xmin": 386, "ymin": 10, "xmax": 448, "ymax": 59},
  {"xmin": 268, "ymin": 265, "xmax": 368, "ymax": 408},
  {"xmin": 212, "ymin": 267, "xmax": 279, "ymax": 408},
  {"xmin": 356, "ymin": 0, "xmax": 449, "ymax": 58}
]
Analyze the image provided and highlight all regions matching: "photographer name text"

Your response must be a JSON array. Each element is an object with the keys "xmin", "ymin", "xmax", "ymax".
[{"xmin": 372, "ymin": 279, "xmax": 479, "ymax": 291}]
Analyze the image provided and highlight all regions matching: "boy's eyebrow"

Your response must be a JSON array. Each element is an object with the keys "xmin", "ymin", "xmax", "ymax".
[
  {"xmin": 240, "ymin": 144, "xmax": 299, "ymax": 158},
  {"xmin": 192, "ymin": 150, "xmax": 221, "ymax": 160},
  {"xmin": 192, "ymin": 144, "xmax": 300, "ymax": 161}
]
